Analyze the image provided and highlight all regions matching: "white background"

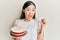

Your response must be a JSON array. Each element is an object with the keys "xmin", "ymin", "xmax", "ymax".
[{"xmin": 0, "ymin": 0, "xmax": 60, "ymax": 40}]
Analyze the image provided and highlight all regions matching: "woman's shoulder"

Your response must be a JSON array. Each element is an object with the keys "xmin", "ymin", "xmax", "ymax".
[
  {"xmin": 15, "ymin": 19, "xmax": 23, "ymax": 23},
  {"xmin": 14, "ymin": 19, "xmax": 24, "ymax": 26}
]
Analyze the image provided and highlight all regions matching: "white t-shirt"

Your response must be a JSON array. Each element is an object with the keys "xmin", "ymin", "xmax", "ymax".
[{"xmin": 14, "ymin": 19, "xmax": 41, "ymax": 40}]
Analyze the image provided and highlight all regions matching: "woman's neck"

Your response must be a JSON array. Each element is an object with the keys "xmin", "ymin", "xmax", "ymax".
[{"xmin": 24, "ymin": 18, "xmax": 32, "ymax": 22}]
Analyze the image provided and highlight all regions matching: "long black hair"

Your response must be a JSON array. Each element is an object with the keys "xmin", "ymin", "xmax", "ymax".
[{"xmin": 20, "ymin": 1, "xmax": 36, "ymax": 19}]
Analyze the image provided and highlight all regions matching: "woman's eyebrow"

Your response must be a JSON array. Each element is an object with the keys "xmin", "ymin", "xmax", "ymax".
[{"xmin": 33, "ymin": 7, "xmax": 36, "ymax": 9}]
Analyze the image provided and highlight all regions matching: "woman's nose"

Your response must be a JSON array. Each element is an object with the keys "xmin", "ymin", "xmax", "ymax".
[{"xmin": 29, "ymin": 10, "xmax": 32, "ymax": 14}]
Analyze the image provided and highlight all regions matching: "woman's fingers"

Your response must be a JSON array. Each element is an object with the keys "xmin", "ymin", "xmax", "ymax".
[
  {"xmin": 41, "ymin": 18, "xmax": 47, "ymax": 27},
  {"xmin": 41, "ymin": 18, "xmax": 45, "ymax": 24},
  {"xmin": 14, "ymin": 37, "xmax": 20, "ymax": 40}
]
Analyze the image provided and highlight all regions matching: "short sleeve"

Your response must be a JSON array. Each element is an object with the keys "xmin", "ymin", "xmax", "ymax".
[{"xmin": 13, "ymin": 19, "xmax": 20, "ymax": 26}]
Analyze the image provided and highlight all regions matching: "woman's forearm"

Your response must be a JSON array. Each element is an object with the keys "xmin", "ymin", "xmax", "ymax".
[
  {"xmin": 38, "ymin": 30, "xmax": 44, "ymax": 40},
  {"xmin": 37, "ymin": 26, "xmax": 44, "ymax": 40}
]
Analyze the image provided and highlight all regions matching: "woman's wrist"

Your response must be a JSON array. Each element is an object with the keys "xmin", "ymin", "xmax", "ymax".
[{"xmin": 41, "ymin": 25, "xmax": 45, "ymax": 30}]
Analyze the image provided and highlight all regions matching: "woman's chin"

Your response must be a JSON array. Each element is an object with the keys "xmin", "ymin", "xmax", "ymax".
[{"xmin": 28, "ymin": 18, "xmax": 32, "ymax": 21}]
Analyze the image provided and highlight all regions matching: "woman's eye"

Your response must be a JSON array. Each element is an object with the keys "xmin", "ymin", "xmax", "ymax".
[
  {"xmin": 32, "ymin": 10, "xmax": 35, "ymax": 11},
  {"xmin": 27, "ymin": 10, "xmax": 30, "ymax": 11}
]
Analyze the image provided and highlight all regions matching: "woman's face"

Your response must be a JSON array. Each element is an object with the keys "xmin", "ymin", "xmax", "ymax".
[{"xmin": 23, "ymin": 4, "xmax": 36, "ymax": 21}]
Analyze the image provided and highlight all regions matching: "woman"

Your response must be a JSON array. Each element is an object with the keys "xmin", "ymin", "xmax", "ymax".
[{"xmin": 12, "ymin": 1, "xmax": 47, "ymax": 40}]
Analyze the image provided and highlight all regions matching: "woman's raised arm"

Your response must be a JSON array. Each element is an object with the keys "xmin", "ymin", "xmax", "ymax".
[{"xmin": 37, "ymin": 18, "xmax": 47, "ymax": 40}]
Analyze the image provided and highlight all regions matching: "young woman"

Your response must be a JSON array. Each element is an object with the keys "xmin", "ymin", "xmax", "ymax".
[{"xmin": 12, "ymin": 1, "xmax": 47, "ymax": 40}]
